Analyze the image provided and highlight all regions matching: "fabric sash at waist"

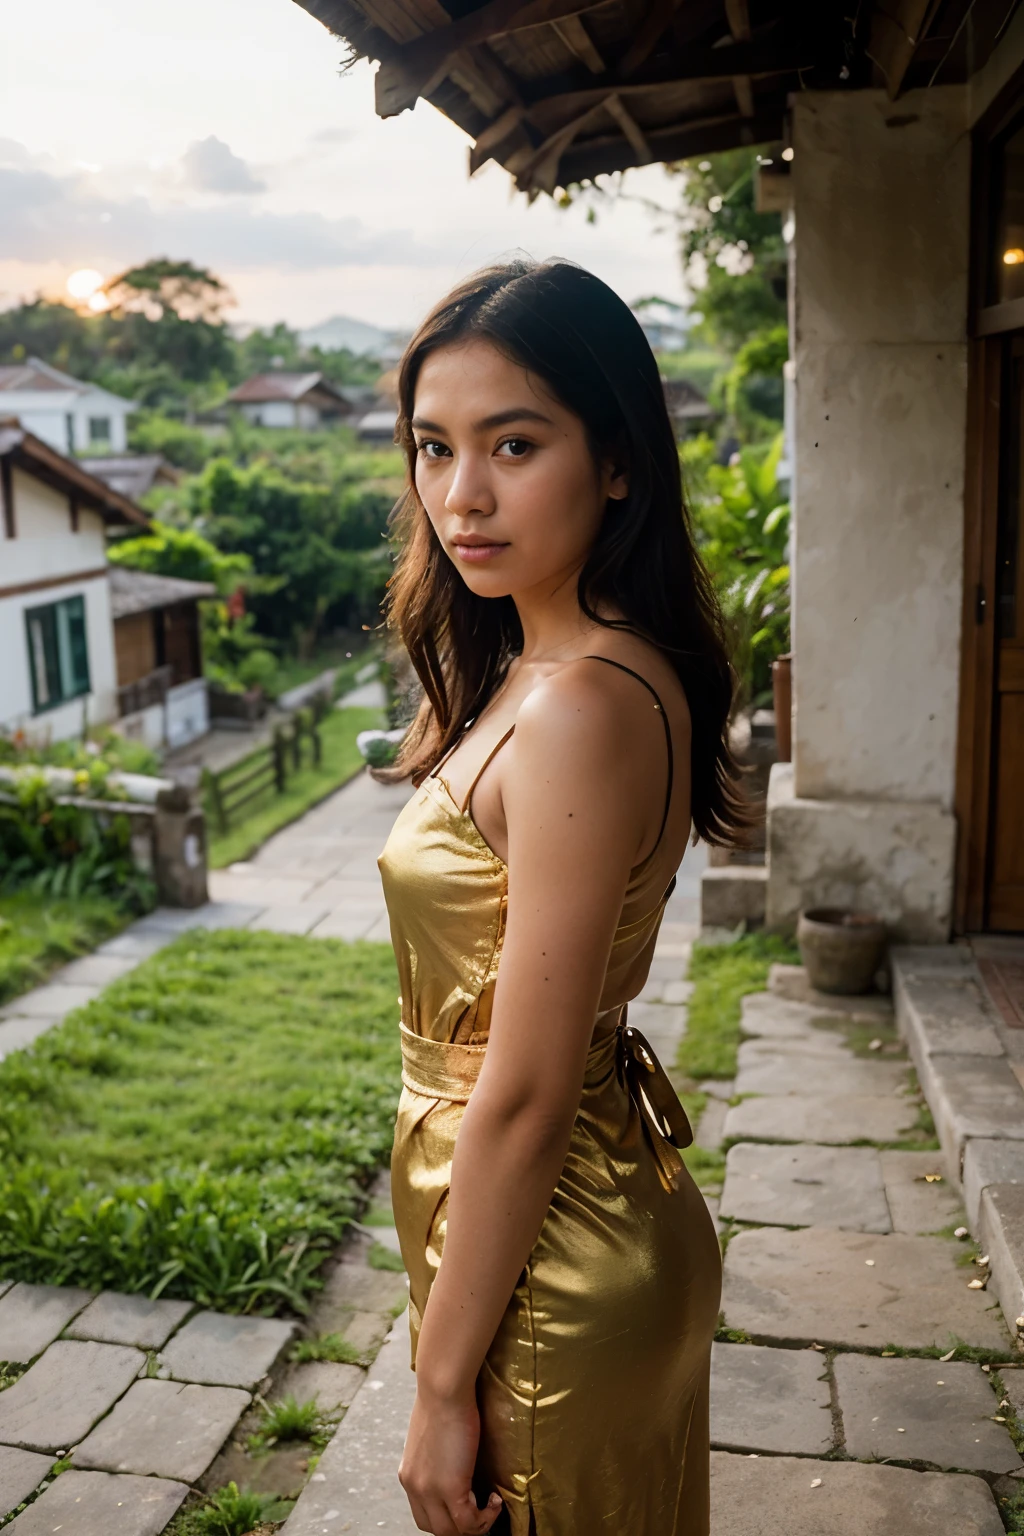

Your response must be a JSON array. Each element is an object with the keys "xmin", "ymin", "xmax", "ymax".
[{"xmin": 399, "ymin": 1007, "xmax": 693, "ymax": 1191}]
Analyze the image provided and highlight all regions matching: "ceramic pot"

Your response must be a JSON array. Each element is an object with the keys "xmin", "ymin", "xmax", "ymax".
[{"xmin": 797, "ymin": 907, "xmax": 887, "ymax": 995}]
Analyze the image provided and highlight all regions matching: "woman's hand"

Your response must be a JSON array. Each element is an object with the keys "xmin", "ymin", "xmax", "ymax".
[{"xmin": 399, "ymin": 1387, "xmax": 503, "ymax": 1535}]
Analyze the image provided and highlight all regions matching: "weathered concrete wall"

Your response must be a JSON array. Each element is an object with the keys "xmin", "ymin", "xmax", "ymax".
[
  {"xmin": 766, "ymin": 88, "xmax": 970, "ymax": 941},
  {"xmin": 791, "ymin": 86, "xmax": 970, "ymax": 808},
  {"xmin": 766, "ymin": 766, "xmax": 956, "ymax": 943}
]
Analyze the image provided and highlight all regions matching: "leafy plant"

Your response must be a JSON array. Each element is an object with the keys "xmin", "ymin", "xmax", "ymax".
[
  {"xmin": 247, "ymin": 1395, "xmax": 328, "ymax": 1453},
  {"xmin": 0, "ymin": 772, "xmax": 155, "ymax": 910},
  {"xmin": 170, "ymin": 1481, "xmax": 293, "ymax": 1536},
  {"xmin": 686, "ymin": 431, "xmax": 790, "ymax": 706}
]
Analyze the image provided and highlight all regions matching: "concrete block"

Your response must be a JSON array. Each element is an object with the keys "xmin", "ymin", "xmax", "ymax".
[
  {"xmin": 5, "ymin": 1469, "xmax": 188, "ymax": 1536},
  {"xmin": 979, "ymin": 1183, "xmax": 1024, "ymax": 1340},
  {"xmin": 280, "ymin": 1319, "xmax": 417, "ymax": 1536},
  {"xmin": 708, "ymin": 1450, "xmax": 1003, "ymax": 1536},
  {"xmin": 734, "ymin": 1039, "xmax": 909, "ymax": 1098},
  {"xmin": 963, "ymin": 1140, "xmax": 1024, "ymax": 1231},
  {"xmin": 765, "ymin": 765, "xmax": 956, "ymax": 943},
  {"xmin": 768, "ymin": 962, "xmax": 894, "ymax": 1017},
  {"xmin": 723, "ymin": 1094, "xmax": 918, "ymax": 1146},
  {"xmin": 95, "ymin": 931, "xmax": 171, "ymax": 960},
  {"xmin": 0, "ymin": 1447, "xmax": 53, "ymax": 1521},
  {"xmin": 278, "ymin": 1361, "xmax": 365, "ymax": 1414},
  {"xmin": 834, "ymin": 1353, "xmax": 1021, "ymax": 1473},
  {"xmin": 739, "ymin": 991, "xmax": 860, "ymax": 1040},
  {"xmin": 0, "ymin": 1282, "xmax": 93, "ymax": 1364},
  {"xmin": 52, "ymin": 954, "xmax": 137, "ymax": 987},
  {"xmin": 722, "ymin": 1226, "xmax": 1011, "ymax": 1351},
  {"xmin": 710, "ymin": 1342, "xmax": 832, "ymax": 1455},
  {"xmin": 0, "ymin": 1017, "xmax": 60, "ymax": 1061},
  {"xmin": 66, "ymin": 1292, "xmax": 192, "ymax": 1349},
  {"xmin": 701, "ymin": 866, "xmax": 767, "ymax": 928},
  {"xmin": 0, "ymin": 984, "xmax": 99, "ymax": 1019},
  {"xmin": 247, "ymin": 904, "xmax": 330, "ymax": 935},
  {"xmin": 720, "ymin": 1143, "xmax": 891, "ymax": 1232},
  {"xmin": 915, "ymin": 1054, "xmax": 1024, "ymax": 1176},
  {"xmin": 0, "ymin": 1340, "xmax": 144, "ymax": 1452},
  {"xmin": 879, "ymin": 1151, "xmax": 964, "ymax": 1235},
  {"xmin": 74, "ymin": 1378, "xmax": 251, "ymax": 1482},
  {"xmin": 159, "ymin": 1309, "xmax": 294, "ymax": 1388},
  {"xmin": 895, "ymin": 966, "xmax": 1005, "ymax": 1058}
]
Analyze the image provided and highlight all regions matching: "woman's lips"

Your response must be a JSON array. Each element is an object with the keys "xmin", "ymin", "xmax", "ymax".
[{"xmin": 452, "ymin": 540, "xmax": 509, "ymax": 563}]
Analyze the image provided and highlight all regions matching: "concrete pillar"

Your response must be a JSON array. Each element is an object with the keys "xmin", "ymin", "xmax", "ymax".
[
  {"xmin": 154, "ymin": 783, "xmax": 208, "ymax": 908},
  {"xmin": 766, "ymin": 86, "xmax": 970, "ymax": 943}
]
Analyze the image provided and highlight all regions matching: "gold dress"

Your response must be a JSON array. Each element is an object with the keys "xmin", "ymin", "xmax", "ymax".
[{"xmin": 378, "ymin": 657, "xmax": 722, "ymax": 1536}]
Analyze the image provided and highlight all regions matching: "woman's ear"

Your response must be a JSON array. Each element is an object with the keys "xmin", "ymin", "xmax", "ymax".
[{"xmin": 605, "ymin": 459, "xmax": 629, "ymax": 502}]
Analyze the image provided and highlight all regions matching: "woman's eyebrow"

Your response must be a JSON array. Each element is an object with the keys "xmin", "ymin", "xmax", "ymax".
[{"xmin": 410, "ymin": 407, "xmax": 554, "ymax": 434}]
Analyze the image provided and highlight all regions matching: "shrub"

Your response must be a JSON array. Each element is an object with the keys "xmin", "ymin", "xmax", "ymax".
[{"xmin": 0, "ymin": 773, "xmax": 155, "ymax": 909}]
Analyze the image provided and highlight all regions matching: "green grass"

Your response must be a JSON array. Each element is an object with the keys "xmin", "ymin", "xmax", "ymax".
[
  {"xmin": 247, "ymin": 1394, "xmax": 331, "ymax": 1454},
  {"xmin": 291, "ymin": 1332, "xmax": 366, "ymax": 1366},
  {"xmin": 676, "ymin": 932, "xmax": 799, "ymax": 1081},
  {"xmin": 206, "ymin": 706, "xmax": 385, "ymax": 868},
  {"xmin": 368, "ymin": 1240, "xmax": 405, "ymax": 1272},
  {"xmin": 271, "ymin": 647, "xmax": 371, "ymax": 700},
  {"xmin": 0, "ymin": 929, "xmax": 400, "ymax": 1313},
  {"xmin": 166, "ymin": 1482, "xmax": 294, "ymax": 1536},
  {"xmin": 0, "ymin": 893, "xmax": 127, "ymax": 1006}
]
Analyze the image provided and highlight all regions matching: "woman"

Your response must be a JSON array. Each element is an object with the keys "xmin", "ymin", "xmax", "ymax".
[{"xmin": 377, "ymin": 259, "xmax": 744, "ymax": 1536}]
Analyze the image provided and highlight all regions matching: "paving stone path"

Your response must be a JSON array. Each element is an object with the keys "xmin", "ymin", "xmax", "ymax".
[{"xmin": 7, "ymin": 770, "xmax": 1016, "ymax": 1533}]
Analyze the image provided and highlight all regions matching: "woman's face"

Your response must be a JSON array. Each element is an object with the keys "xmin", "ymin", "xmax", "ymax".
[{"xmin": 411, "ymin": 338, "xmax": 627, "ymax": 600}]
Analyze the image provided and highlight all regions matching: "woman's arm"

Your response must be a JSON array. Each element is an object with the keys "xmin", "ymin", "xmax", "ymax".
[{"xmin": 399, "ymin": 663, "xmax": 669, "ymax": 1535}]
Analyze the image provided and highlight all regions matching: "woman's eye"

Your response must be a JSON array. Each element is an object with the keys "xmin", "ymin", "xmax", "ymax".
[
  {"xmin": 497, "ymin": 438, "xmax": 531, "ymax": 459},
  {"xmin": 418, "ymin": 440, "xmax": 451, "ymax": 460}
]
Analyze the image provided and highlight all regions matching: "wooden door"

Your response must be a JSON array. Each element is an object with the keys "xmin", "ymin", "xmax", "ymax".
[{"xmin": 989, "ymin": 335, "xmax": 1024, "ymax": 929}]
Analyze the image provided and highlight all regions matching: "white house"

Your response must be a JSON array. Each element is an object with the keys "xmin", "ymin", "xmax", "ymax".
[
  {"xmin": 0, "ymin": 420, "xmax": 149, "ymax": 744},
  {"xmin": 225, "ymin": 371, "xmax": 353, "ymax": 429},
  {"xmin": 0, "ymin": 358, "xmax": 137, "ymax": 455}
]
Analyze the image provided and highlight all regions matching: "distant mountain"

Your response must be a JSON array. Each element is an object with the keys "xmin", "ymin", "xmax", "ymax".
[{"xmin": 298, "ymin": 315, "xmax": 397, "ymax": 357}]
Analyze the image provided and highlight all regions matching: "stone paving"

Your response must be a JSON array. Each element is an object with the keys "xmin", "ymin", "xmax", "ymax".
[{"xmin": 3, "ymin": 769, "xmax": 1020, "ymax": 1532}]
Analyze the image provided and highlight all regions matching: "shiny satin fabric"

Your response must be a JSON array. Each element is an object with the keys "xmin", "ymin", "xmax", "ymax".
[{"xmin": 378, "ymin": 774, "xmax": 722, "ymax": 1536}]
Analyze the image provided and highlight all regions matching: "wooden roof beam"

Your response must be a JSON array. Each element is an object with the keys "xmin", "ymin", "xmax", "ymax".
[
  {"xmin": 867, "ymin": 0, "xmax": 940, "ymax": 98},
  {"xmin": 724, "ymin": 0, "xmax": 752, "ymax": 43},
  {"xmin": 552, "ymin": 14, "xmax": 605, "ymax": 73},
  {"xmin": 604, "ymin": 92, "xmax": 652, "ymax": 159},
  {"xmin": 617, "ymin": 0, "xmax": 682, "ymax": 78},
  {"xmin": 556, "ymin": 104, "xmax": 786, "ymax": 182},
  {"xmin": 374, "ymin": 0, "xmax": 612, "ymax": 116}
]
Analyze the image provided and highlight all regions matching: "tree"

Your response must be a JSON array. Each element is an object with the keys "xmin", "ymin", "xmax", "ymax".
[
  {"xmin": 107, "ymin": 521, "xmax": 251, "ymax": 594},
  {"xmin": 103, "ymin": 259, "xmax": 232, "ymax": 324}
]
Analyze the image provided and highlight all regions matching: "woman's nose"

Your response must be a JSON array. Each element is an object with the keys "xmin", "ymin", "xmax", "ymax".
[{"xmin": 445, "ymin": 453, "xmax": 496, "ymax": 517}]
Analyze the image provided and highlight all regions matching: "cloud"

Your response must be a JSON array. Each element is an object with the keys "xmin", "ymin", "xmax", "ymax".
[
  {"xmin": 308, "ymin": 127, "xmax": 353, "ymax": 146},
  {"xmin": 0, "ymin": 160, "xmax": 450, "ymax": 275},
  {"xmin": 181, "ymin": 135, "xmax": 265, "ymax": 194}
]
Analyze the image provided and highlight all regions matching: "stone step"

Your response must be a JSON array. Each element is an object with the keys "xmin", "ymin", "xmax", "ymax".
[
  {"xmin": 709, "ymin": 1452, "xmax": 1003, "ymax": 1536},
  {"xmin": 700, "ymin": 865, "xmax": 767, "ymax": 929}
]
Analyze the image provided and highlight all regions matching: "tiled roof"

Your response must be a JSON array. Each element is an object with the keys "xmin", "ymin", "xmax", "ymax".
[{"xmin": 108, "ymin": 565, "xmax": 216, "ymax": 619}]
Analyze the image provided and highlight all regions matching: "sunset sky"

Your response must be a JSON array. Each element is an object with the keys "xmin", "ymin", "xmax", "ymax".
[{"xmin": 0, "ymin": 0, "xmax": 690, "ymax": 333}]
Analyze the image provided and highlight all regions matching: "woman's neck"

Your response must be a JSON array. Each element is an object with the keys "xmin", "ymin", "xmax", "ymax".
[{"xmin": 512, "ymin": 567, "xmax": 620, "ymax": 666}]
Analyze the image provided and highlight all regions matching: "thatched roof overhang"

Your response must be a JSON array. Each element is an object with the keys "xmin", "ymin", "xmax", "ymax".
[{"xmin": 293, "ymin": 0, "xmax": 1021, "ymax": 195}]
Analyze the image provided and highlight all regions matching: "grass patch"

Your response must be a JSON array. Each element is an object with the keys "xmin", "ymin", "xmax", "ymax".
[
  {"xmin": 0, "ymin": 929, "xmax": 400, "ymax": 1313},
  {"xmin": 167, "ymin": 1482, "xmax": 294, "ymax": 1536},
  {"xmin": 677, "ymin": 932, "xmax": 799, "ymax": 1081},
  {"xmin": 291, "ymin": 1332, "xmax": 366, "ymax": 1366},
  {"xmin": 0, "ymin": 893, "xmax": 128, "ymax": 1007},
  {"xmin": 361, "ymin": 1202, "xmax": 396, "ymax": 1227},
  {"xmin": 368, "ymin": 1240, "xmax": 406, "ymax": 1272},
  {"xmin": 247, "ymin": 1394, "xmax": 333, "ymax": 1454},
  {"xmin": 206, "ymin": 706, "xmax": 384, "ymax": 869}
]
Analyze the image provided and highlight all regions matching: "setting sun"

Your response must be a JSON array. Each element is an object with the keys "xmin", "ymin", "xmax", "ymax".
[{"xmin": 66, "ymin": 267, "xmax": 104, "ymax": 300}]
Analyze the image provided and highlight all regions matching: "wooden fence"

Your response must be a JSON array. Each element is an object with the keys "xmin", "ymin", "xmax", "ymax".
[{"xmin": 204, "ymin": 700, "xmax": 325, "ymax": 834}]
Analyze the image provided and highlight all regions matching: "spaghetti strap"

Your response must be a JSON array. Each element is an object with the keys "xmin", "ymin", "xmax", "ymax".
[
  {"xmin": 582, "ymin": 654, "xmax": 674, "ymax": 854},
  {"xmin": 460, "ymin": 724, "xmax": 516, "ymax": 814}
]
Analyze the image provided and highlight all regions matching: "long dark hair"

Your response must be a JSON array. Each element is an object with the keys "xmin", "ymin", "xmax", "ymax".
[{"xmin": 382, "ymin": 258, "xmax": 745, "ymax": 845}]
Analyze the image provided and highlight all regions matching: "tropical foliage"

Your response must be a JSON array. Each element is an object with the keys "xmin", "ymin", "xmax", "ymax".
[{"xmin": 685, "ymin": 431, "xmax": 790, "ymax": 706}]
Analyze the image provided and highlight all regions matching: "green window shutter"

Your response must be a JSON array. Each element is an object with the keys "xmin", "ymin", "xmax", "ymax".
[
  {"xmin": 64, "ymin": 596, "xmax": 91, "ymax": 696},
  {"xmin": 25, "ymin": 595, "xmax": 91, "ymax": 712}
]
